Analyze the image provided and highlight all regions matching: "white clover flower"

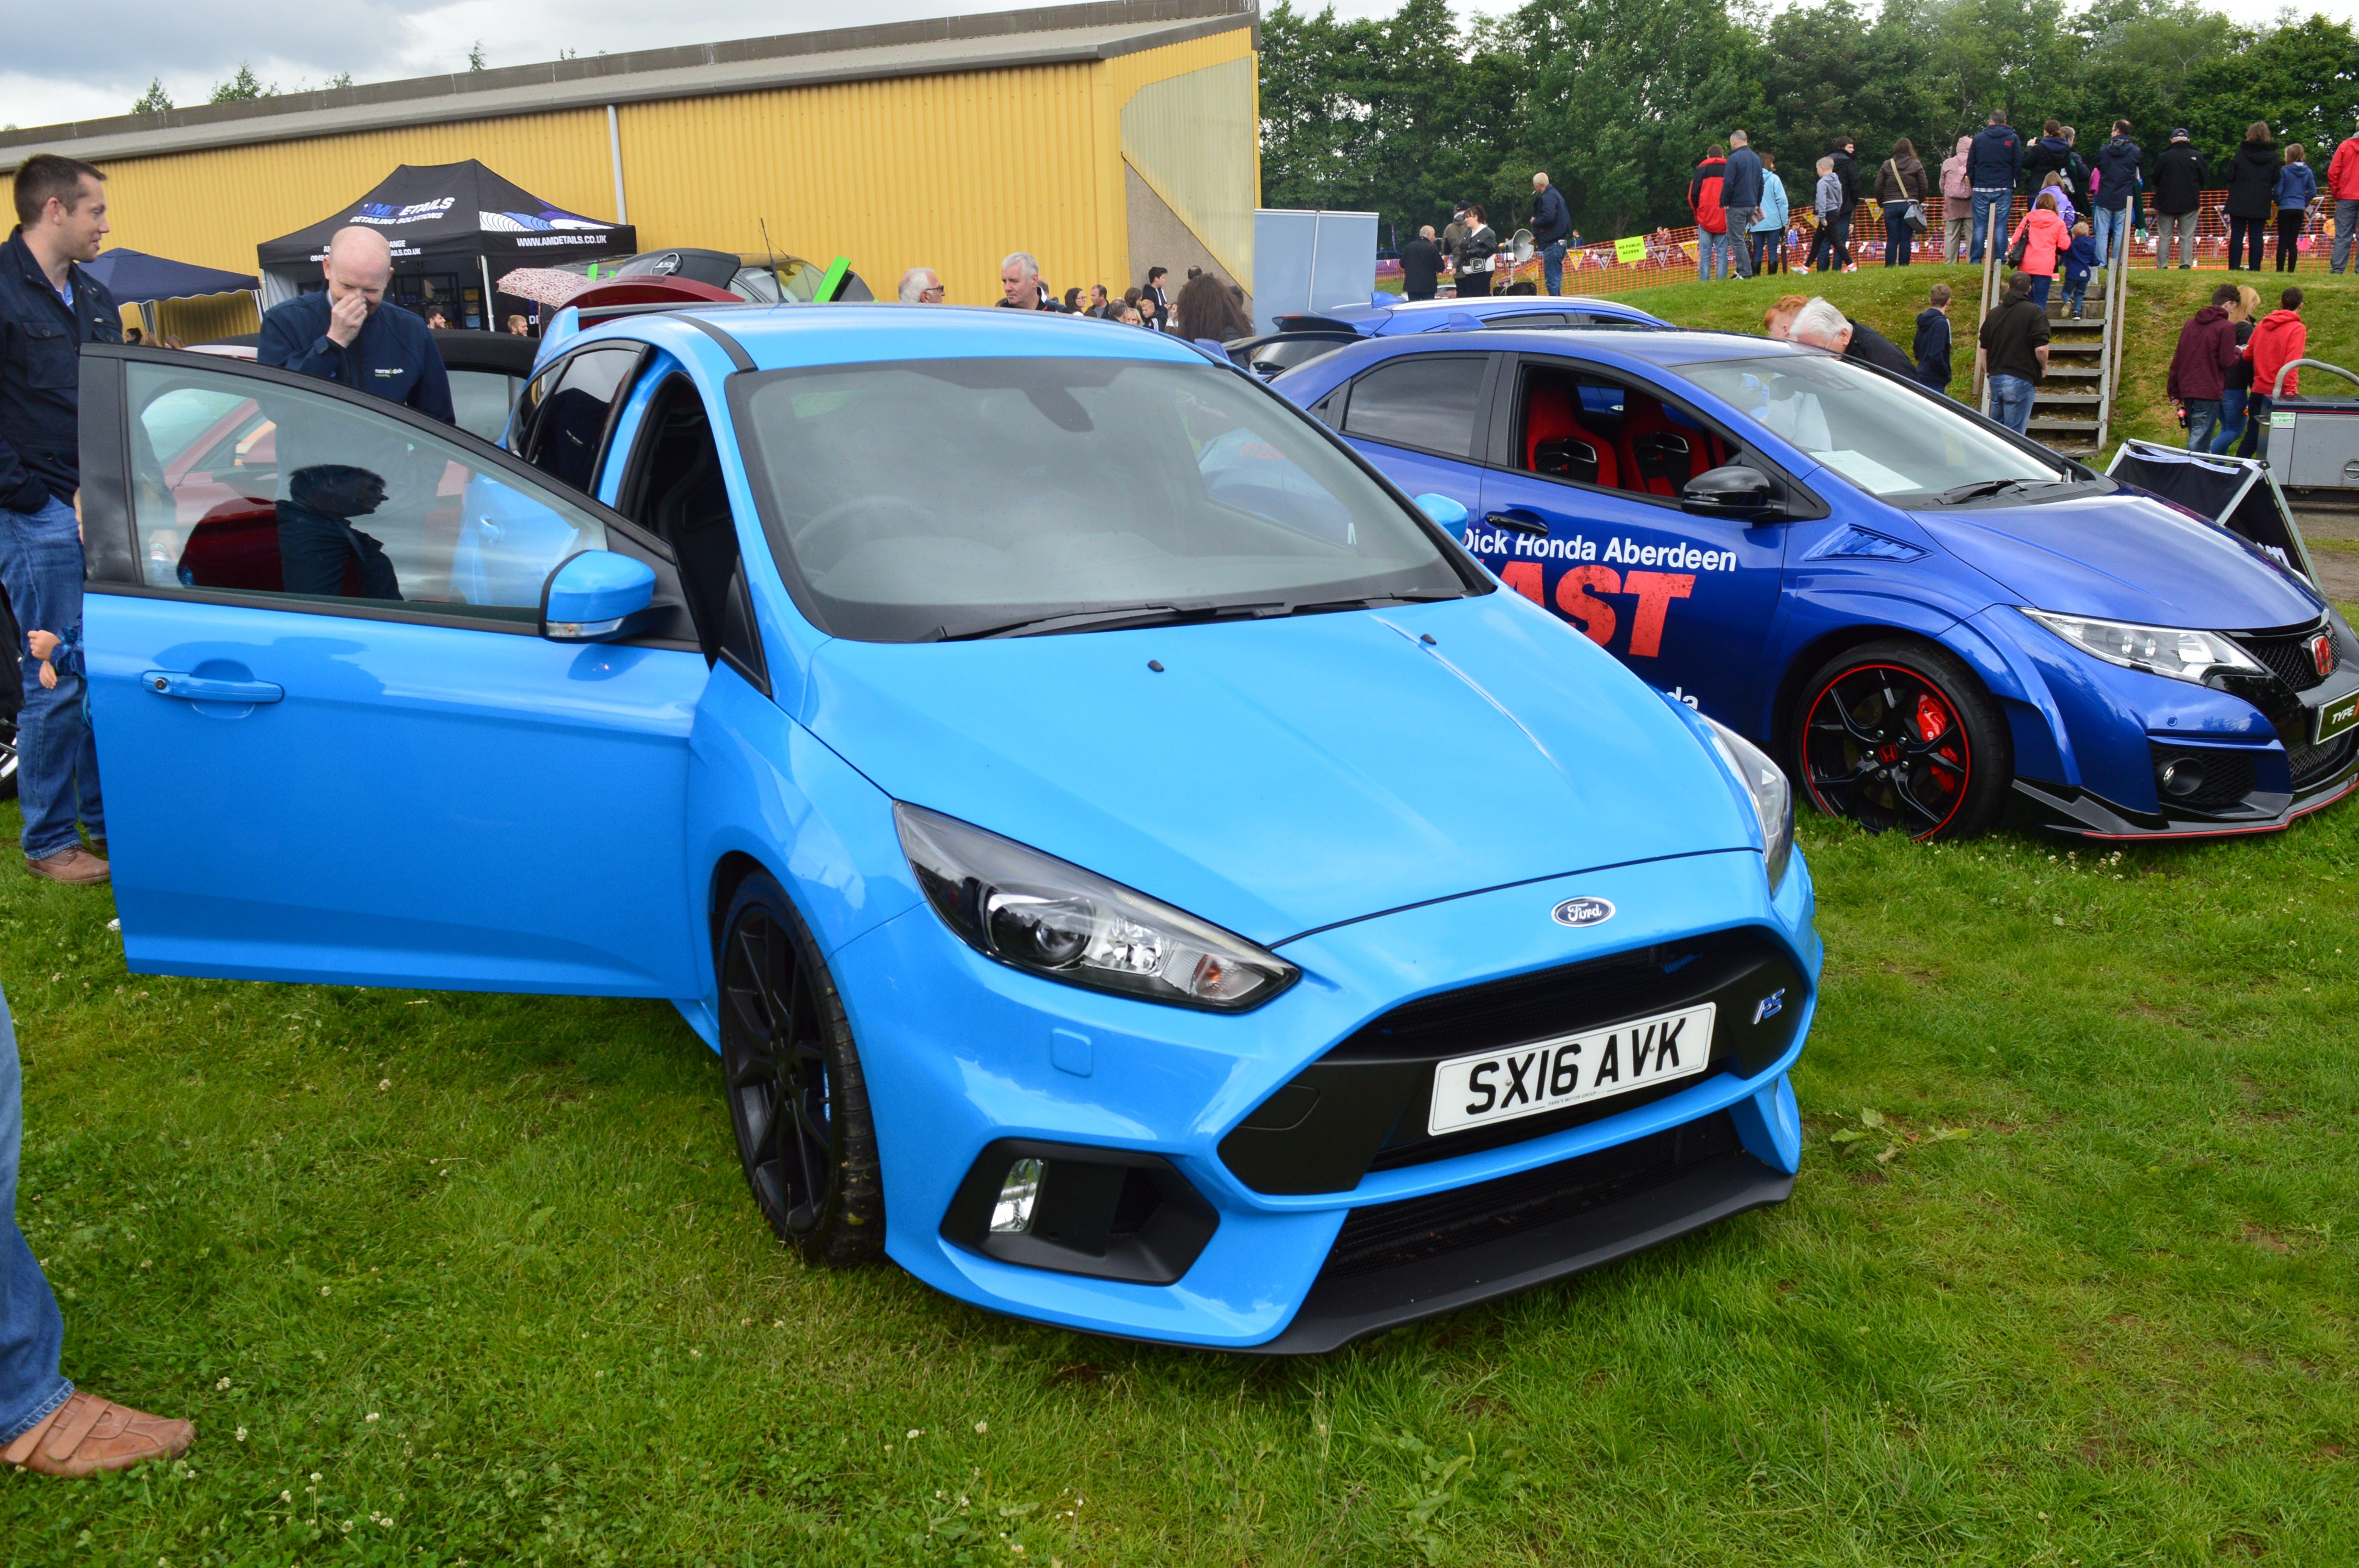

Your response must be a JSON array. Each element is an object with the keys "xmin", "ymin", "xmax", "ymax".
[
  {"xmin": 365, "ymin": 1413, "xmax": 379, "ymax": 1423},
  {"xmin": 216, "ymin": 1377, "xmax": 231, "ymax": 1390},
  {"xmin": 974, "ymin": 1420, "xmax": 988, "ymax": 1433}
]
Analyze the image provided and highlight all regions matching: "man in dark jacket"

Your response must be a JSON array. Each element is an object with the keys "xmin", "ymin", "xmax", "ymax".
[
  {"xmin": 2151, "ymin": 130, "xmax": 2206, "ymax": 269},
  {"xmin": 1828, "ymin": 137, "xmax": 1860, "ymax": 269},
  {"xmin": 258, "ymin": 227, "xmax": 453, "ymax": 422},
  {"xmin": 1968, "ymin": 111, "xmax": 2023, "ymax": 263},
  {"xmin": 1977, "ymin": 272, "xmax": 2050, "ymax": 434},
  {"xmin": 0, "ymin": 156, "xmax": 118, "ymax": 887},
  {"xmin": 2020, "ymin": 121, "xmax": 2083, "ymax": 202},
  {"xmin": 1721, "ymin": 133, "xmax": 1765, "ymax": 279},
  {"xmin": 2089, "ymin": 120, "xmax": 2142, "ymax": 273},
  {"xmin": 1915, "ymin": 283, "xmax": 1955, "ymax": 395},
  {"xmin": 1400, "ymin": 226, "xmax": 1444, "ymax": 301},
  {"xmin": 1529, "ymin": 172, "xmax": 1573, "ymax": 295},
  {"xmin": 2168, "ymin": 286, "xmax": 2243, "ymax": 452}
]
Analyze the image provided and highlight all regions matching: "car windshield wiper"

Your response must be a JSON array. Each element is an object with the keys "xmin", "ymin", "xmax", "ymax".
[
  {"xmin": 1284, "ymin": 592, "xmax": 1466, "ymax": 615},
  {"xmin": 935, "ymin": 601, "xmax": 1288, "ymax": 640},
  {"xmin": 1936, "ymin": 478, "xmax": 2030, "ymax": 503}
]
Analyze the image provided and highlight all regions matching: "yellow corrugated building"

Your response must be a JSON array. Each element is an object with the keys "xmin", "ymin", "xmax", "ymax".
[{"xmin": 0, "ymin": 0, "xmax": 1260, "ymax": 314}]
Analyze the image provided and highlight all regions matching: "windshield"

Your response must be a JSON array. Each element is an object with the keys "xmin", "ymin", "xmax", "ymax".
[
  {"xmin": 1669, "ymin": 353, "xmax": 2071, "ymax": 504},
  {"xmin": 736, "ymin": 356, "xmax": 1475, "ymax": 641}
]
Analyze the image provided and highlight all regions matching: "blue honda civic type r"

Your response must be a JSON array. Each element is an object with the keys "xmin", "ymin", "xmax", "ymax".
[
  {"xmin": 1274, "ymin": 328, "xmax": 2359, "ymax": 840},
  {"xmin": 77, "ymin": 306, "xmax": 1816, "ymax": 1351}
]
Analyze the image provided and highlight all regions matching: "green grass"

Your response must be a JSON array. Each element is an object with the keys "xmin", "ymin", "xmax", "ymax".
[
  {"xmin": 4, "ymin": 778, "xmax": 2357, "ymax": 1563},
  {"xmin": 1600, "ymin": 266, "xmax": 2359, "ymax": 463}
]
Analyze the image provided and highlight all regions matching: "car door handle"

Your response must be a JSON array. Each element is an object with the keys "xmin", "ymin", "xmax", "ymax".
[
  {"xmin": 142, "ymin": 671, "xmax": 284, "ymax": 704},
  {"xmin": 1483, "ymin": 510, "xmax": 1550, "ymax": 537}
]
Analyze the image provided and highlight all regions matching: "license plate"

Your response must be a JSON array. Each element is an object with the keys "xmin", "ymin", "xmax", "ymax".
[
  {"xmin": 1427, "ymin": 1004, "xmax": 1715, "ymax": 1137},
  {"xmin": 2315, "ymin": 688, "xmax": 2359, "ymax": 745}
]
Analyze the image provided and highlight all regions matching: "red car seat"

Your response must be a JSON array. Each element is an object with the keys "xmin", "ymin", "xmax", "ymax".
[
  {"xmin": 1618, "ymin": 395, "xmax": 1727, "ymax": 497},
  {"xmin": 1523, "ymin": 376, "xmax": 1617, "ymax": 489}
]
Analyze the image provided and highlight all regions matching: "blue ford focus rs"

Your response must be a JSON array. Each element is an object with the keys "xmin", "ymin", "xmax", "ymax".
[
  {"xmin": 78, "ymin": 306, "xmax": 1816, "ymax": 1351},
  {"xmin": 1274, "ymin": 329, "xmax": 2359, "ymax": 839}
]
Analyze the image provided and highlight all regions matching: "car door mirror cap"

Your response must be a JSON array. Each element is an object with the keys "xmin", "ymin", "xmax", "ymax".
[
  {"xmin": 542, "ymin": 549, "xmax": 657, "ymax": 641},
  {"xmin": 1681, "ymin": 464, "xmax": 1782, "ymax": 521},
  {"xmin": 1414, "ymin": 492, "xmax": 1471, "ymax": 528}
]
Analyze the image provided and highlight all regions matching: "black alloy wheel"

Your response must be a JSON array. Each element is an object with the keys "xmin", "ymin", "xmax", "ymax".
[
  {"xmin": 718, "ymin": 872, "xmax": 883, "ymax": 1266},
  {"xmin": 1794, "ymin": 639, "xmax": 2011, "ymax": 840}
]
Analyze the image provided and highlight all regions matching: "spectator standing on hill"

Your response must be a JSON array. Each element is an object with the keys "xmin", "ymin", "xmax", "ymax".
[
  {"xmin": 2214, "ymin": 285, "xmax": 2262, "ymax": 453},
  {"xmin": 2151, "ymin": 129, "xmax": 2205, "ymax": 269},
  {"xmin": 2168, "ymin": 284, "xmax": 2243, "ymax": 453},
  {"xmin": 2275, "ymin": 145, "xmax": 2316, "ymax": 271},
  {"xmin": 1453, "ymin": 204, "xmax": 1498, "ymax": 297},
  {"xmin": 1874, "ymin": 139, "xmax": 1928, "ymax": 266},
  {"xmin": 2088, "ymin": 120, "xmax": 2141, "ymax": 274},
  {"xmin": 2225, "ymin": 124, "xmax": 2282, "ymax": 272},
  {"xmin": 1689, "ymin": 144, "xmax": 1733, "ymax": 280},
  {"xmin": 1940, "ymin": 135, "xmax": 1975, "ymax": 263},
  {"xmin": 2241, "ymin": 286, "xmax": 2306, "ymax": 456},
  {"xmin": 2009, "ymin": 193, "xmax": 2072, "ymax": 310},
  {"xmin": 2022, "ymin": 122, "xmax": 2086, "ymax": 208},
  {"xmin": 2036, "ymin": 170, "xmax": 2077, "ymax": 228},
  {"xmin": 1915, "ymin": 283, "xmax": 1954, "ymax": 395},
  {"xmin": 1969, "ymin": 110, "xmax": 2023, "ymax": 263},
  {"xmin": 1978, "ymin": 272, "xmax": 2049, "ymax": 434},
  {"xmin": 1400, "ymin": 225, "xmax": 1444, "ymax": 300},
  {"xmin": 1827, "ymin": 136, "xmax": 1861, "ymax": 269},
  {"xmin": 1530, "ymin": 172, "xmax": 1573, "ymax": 294},
  {"xmin": 2327, "ymin": 116, "xmax": 2359, "ymax": 273},
  {"xmin": 1807, "ymin": 156, "xmax": 1843, "ymax": 272},
  {"xmin": 1751, "ymin": 153, "xmax": 1790, "ymax": 275},
  {"xmin": 1721, "ymin": 134, "xmax": 1765, "ymax": 280},
  {"xmin": 1440, "ymin": 205, "xmax": 1470, "ymax": 289},
  {"xmin": 2062, "ymin": 221, "xmax": 2098, "ymax": 318}
]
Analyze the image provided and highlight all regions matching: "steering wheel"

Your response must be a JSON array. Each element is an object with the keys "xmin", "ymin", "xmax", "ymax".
[{"xmin": 794, "ymin": 494, "xmax": 938, "ymax": 573}]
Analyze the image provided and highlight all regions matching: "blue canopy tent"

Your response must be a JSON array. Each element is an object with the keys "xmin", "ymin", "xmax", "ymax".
[{"xmin": 85, "ymin": 248, "xmax": 262, "ymax": 343}]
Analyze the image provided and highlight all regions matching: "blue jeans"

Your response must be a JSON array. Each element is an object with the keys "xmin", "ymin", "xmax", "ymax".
[
  {"xmin": 1698, "ymin": 228, "xmax": 1734, "ymax": 281},
  {"xmin": 2238, "ymin": 394, "xmax": 2271, "ymax": 458},
  {"xmin": 0, "ymin": 498, "xmax": 102, "ymax": 861},
  {"xmin": 1989, "ymin": 373, "xmax": 2036, "ymax": 433},
  {"xmin": 2092, "ymin": 205, "xmax": 2127, "ymax": 270},
  {"xmin": 2026, "ymin": 274, "xmax": 2053, "ymax": 309},
  {"xmin": 1, "ymin": 983, "xmax": 72, "ymax": 1446},
  {"xmin": 2212, "ymin": 387, "xmax": 2250, "ymax": 454},
  {"xmin": 1721, "ymin": 208, "xmax": 1758, "ymax": 277},
  {"xmin": 2185, "ymin": 399, "xmax": 2224, "ymax": 453},
  {"xmin": 1541, "ymin": 239, "xmax": 1567, "ymax": 295},
  {"xmin": 1970, "ymin": 190, "xmax": 2012, "ymax": 262}
]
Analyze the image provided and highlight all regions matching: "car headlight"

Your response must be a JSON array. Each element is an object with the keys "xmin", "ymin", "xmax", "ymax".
[
  {"xmin": 894, "ymin": 803, "xmax": 1298, "ymax": 1011},
  {"xmin": 1696, "ymin": 712, "xmax": 1793, "ymax": 891},
  {"xmin": 2022, "ymin": 608, "xmax": 2264, "ymax": 685}
]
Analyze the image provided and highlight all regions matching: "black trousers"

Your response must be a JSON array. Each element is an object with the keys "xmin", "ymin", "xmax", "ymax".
[
  {"xmin": 2276, "ymin": 210, "xmax": 2305, "ymax": 270},
  {"xmin": 2228, "ymin": 215, "xmax": 2266, "ymax": 270}
]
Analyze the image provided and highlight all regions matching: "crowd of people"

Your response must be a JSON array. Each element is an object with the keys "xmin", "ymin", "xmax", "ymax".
[{"xmin": 897, "ymin": 253, "xmax": 1258, "ymax": 343}]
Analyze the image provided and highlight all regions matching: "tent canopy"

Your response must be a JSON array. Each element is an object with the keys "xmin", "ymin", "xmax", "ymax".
[
  {"xmin": 256, "ymin": 160, "xmax": 635, "ymax": 285},
  {"xmin": 85, "ymin": 248, "xmax": 257, "ymax": 305}
]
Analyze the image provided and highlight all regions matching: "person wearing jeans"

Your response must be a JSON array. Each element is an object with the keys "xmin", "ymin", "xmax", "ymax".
[
  {"xmin": 1988, "ymin": 374, "xmax": 2036, "ymax": 433},
  {"xmin": 0, "ymin": 155, "xmax": 120, "ymax": 886},
  {"xmin": 1978, "ymin": 273, "xmax": 2049, "ymax": 435}
]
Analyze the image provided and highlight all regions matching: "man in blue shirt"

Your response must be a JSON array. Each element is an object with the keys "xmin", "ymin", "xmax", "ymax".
[
  {"xmin": 258, "ymin": 227, "xmax": 453, "ymax": 423},
  {"xmin": 1720, "ymin": 133, "xmax": 1766, "ymax": 280},
  {"xmin": 0, "ymin": 155, "xmax": 119, "ymax": 888},
  {"xmin": 1968, "ymin": 110, "xmax": 2023, "ymax": 263}
]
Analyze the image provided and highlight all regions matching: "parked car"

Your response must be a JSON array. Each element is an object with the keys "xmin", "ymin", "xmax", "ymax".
[
  {"xmin": 1274, "ymin": 329, "xmax": 2359, "ymax": 839},
  {"xmin": 1276, "ymin": 294, "xmax": 1669, "ymax": 337},
  {"xmin": 79, "ymin": 305, "xmax": 1819, "ymax": 1351},
  {"xmin": 558, "ymin": 247, "xmax": 873, "ymax": 304}
]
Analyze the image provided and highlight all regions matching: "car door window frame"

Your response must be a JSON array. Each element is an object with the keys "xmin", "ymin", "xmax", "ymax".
[
  {"xmin": 1334, "ymin": 350, "xmax": 1497, "ymax": 461},
  {"xmin": 509, "ymin": 342, "xmax": 652, "ymax": 480},
  {"xmin": 1484, "ymin": 351, "xmax": 1827, "ymax": 521},
  {"xmin": 81, "ymin": 342, "xmax": 701, "ymax": 651}
]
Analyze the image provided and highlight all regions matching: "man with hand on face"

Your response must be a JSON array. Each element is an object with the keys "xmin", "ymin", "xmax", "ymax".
[{"xmin": 258, "ymin": 226, "xmax": 452, "ymax": 422}]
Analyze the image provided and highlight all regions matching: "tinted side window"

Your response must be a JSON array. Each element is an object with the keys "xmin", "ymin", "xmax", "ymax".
[
  {"xmin": 1341, "ymin": 354, "xmax": 1487, "ymax": 457},
  {"xmin": 516, "ymin": 347, "xmax": 641, "ymax": 494}
]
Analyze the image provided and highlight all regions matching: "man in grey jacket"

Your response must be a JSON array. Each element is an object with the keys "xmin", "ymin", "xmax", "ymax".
[{"xmin": 1721, "ymin": 132, "xmax": 1766, "ymax": 279}]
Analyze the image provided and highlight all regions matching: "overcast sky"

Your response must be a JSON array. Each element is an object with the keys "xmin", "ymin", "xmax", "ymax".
[{"xmin": 1, "ymin": 0, "xmax": 2346, "ymax": 133}]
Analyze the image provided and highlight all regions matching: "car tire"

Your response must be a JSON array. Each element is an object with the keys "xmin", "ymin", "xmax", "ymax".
[
  {"xmin": 717, "ymin": 872, "xmax": 884, "ymax": 1267},
  {"xmin": 1791, "ymin": 638, "xmax": 2011, "ymax": 840}
]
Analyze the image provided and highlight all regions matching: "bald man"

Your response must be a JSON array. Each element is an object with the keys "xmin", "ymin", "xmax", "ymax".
[{"xmin": 258, "ymin": 226, "xmax": 453, "ymax": 423}]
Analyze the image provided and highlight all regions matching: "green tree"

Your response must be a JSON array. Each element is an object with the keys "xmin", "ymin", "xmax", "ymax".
[
  {"xmin": 131, "ymin": 78, "xmax": 173, "ymax": 115},
  {"xmin": 468, "ymin": 40, "xmax": 488, "ymax": 71},
  {"xmin": 208, "ymin": 63, "xmax": 273, "ymax": 103}
]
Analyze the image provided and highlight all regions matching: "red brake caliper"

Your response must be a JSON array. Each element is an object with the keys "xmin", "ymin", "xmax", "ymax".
[{"xmin": 1915, "ymin": 693, "xmax": 1959, "ymax": 796}]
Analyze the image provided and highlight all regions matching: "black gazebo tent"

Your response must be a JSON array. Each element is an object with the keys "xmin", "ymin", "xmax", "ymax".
[{"xmin": 256, "ymin": 160, "xmax": 636, "ymax": 330}]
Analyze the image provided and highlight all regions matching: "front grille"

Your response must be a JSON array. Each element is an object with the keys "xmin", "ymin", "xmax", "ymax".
[
  {"xmin": 2289, "ymin": 729, "xmax": 2359, "ymax": 789},
  {"xmin": 1320, "ymin": 1112, "xmax": 1740, "ymax": 1280},
  {"xmin": 2236, "ymin": 620, "xmax": 2337, "ymax": 693},
  {"xmin": 2149, "ymin": 742, "xmax": 2260, "ymax": 813}
]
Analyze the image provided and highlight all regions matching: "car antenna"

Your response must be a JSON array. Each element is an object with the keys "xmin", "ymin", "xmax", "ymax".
[{"xmin": 759, "ymin": 218, "xmax": 782, "ymax": 306}]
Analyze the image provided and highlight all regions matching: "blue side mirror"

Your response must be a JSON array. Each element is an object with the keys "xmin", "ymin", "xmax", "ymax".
[
  {"xmin": 542, "ymin": 549, "xmax": 655, "ymax": 641},
  {"xmin": 1414, "ymin": 493, "xmax": 1470, "ymax": 528}
]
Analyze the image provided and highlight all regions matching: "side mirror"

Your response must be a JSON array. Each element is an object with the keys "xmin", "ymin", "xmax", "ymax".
[
  {"xmin": 1414, "ymin": 492, "xmax": 1471, "ymax": 528},
  {"xmin": 542, "ymin": 549, "xmax": 655, "ymax": 641},
  {"xmin": 1681, "ymin": 464, "xmax": 1781, "ymax": 521}
]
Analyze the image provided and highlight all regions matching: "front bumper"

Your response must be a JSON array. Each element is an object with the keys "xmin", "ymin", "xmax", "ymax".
[{"xmin": 829, "ymin": 845, "xmax": 1819, "ymax": 1350}]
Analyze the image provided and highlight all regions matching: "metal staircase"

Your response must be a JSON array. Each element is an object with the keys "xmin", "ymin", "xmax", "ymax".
[{"xmin": 1975, "ymin": 206, "xmax": 2129, "ymax": 459}]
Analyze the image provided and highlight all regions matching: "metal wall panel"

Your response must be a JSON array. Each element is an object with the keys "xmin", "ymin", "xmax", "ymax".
[{"xmin": 1117, "ymin": 54, "xmax": 1257, "ymax": 280}]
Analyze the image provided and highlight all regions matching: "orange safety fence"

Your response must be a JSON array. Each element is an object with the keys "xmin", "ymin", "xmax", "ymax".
[{"xmin": 1379, "ymin": 190, "xmax": 2345, "ymax": 303}]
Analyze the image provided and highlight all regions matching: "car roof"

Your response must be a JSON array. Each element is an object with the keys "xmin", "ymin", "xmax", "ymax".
[
  {"xmin": 1380, "ymin": 295, "xmax": 1657, "ymax": 320},
  {"xmin": 577, "ymin": 302, "xmax": 1218, "ymax": 373},
  {"xmin": 1302, "ymin": 325, "xmax": 1790, "ymax": 373}
]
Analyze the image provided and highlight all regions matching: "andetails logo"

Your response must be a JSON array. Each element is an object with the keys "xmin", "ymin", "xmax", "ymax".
[{"xmin": 1551, "ymin": 896, "xmax": 1616, "ymax": 928}]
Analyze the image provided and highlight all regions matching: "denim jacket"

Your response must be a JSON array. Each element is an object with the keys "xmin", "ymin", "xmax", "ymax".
[{"xmin": 0, "ymin": 227, "xmax": 120, "ymax": 514}]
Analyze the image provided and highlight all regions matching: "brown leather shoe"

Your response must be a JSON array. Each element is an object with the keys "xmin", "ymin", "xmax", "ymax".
[
  {"xmin": 25, "ymin": 846, "xmax": 108, "ymax": 884},
  {"xmin": 1, "ymin": 1391, "xmax": 193, "ymax": 1477}
]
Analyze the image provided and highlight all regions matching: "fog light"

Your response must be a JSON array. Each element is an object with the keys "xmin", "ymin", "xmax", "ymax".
[
  {"xmin": 2159, "ymin": 758, "xmax": 2205, "ymax": 800},
  {"xmin": 990, "ymin": 1158, "xmax": 1045, "ymax": 1233}
]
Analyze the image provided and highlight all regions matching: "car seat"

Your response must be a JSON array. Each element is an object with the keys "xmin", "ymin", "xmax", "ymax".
[
  {"xmin": 1618, "ymin": 396, "xmax": 1727, "ymax": 497},
  {"xmin": 1523, "ymin": 376, "xmax": 1615, "ymax": 489}
]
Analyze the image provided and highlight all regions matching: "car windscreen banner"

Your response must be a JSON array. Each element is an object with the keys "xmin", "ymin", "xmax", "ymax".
[{"xmin": 2106, "ymin": 441, "xmax": 2319, "ymax": 589}]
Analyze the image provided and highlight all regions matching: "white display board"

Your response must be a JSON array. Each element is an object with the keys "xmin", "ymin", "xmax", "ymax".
[{"xmin": 1252, "ymin": 209, "xmax": 1379, "ymax": 336}]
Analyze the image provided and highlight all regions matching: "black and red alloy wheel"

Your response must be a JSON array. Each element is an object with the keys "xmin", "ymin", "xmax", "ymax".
[{"xmin": 1794, "ymin": 641, "xmax": 2010, "ymax": 840}]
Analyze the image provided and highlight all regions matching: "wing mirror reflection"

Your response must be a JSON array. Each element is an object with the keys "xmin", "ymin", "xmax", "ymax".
[
  {"xmin": 541, "ymin": 549, "xmax": 656, "ymax": 641},
  {"xmin": 1681, "ymin": 464, "xmax": 1782, "ymax": 521}
]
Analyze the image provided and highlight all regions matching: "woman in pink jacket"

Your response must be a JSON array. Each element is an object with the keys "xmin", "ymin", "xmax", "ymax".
[
  {"xmin": 1940, "ymin": 135, "xmax": 1974, "ymax": 262},
  {"xmin": 2010, "ymin": 192, "xmax": 2072, "ymax": 309}
]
